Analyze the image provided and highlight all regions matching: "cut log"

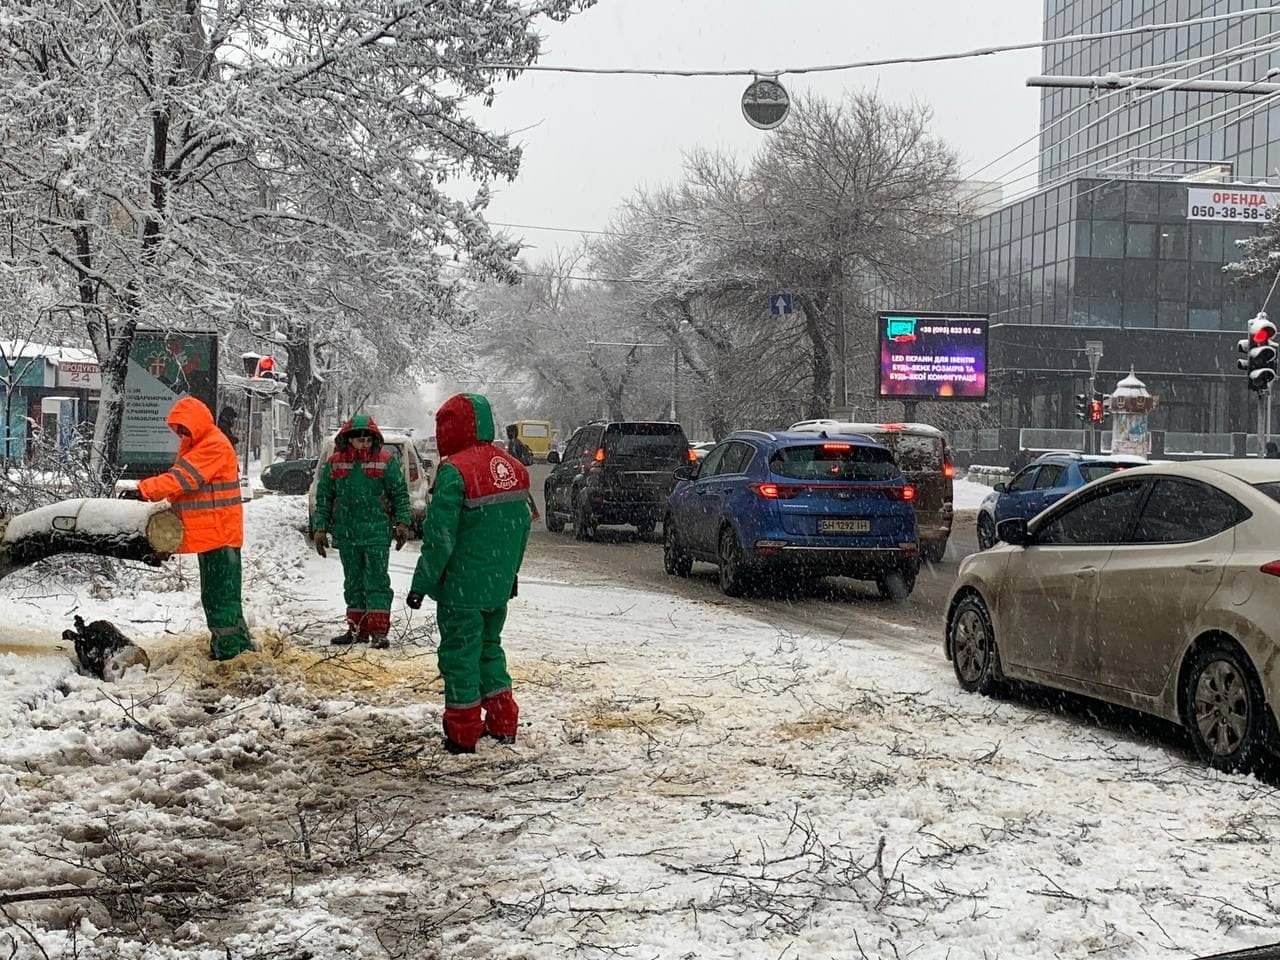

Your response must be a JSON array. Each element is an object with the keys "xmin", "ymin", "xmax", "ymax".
[{"xmin": 0, "ymin": 499, "xmax": 183, "ymax": 580}]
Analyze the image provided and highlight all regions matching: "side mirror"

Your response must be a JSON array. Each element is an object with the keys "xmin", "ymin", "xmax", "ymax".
[
  {"xmin": 673, "ymin": 464, "xmax": 698, "ymax": 481},
  {"xmin": 547, "ymin": 451, "xmax": 561, "ymax": 465},
  {"xmin": 993, "ymin": 481, "xmax": 1007, "ymax": 493},
  {"xmin": 996, "ymin": 517, "xmax": 1030, "ymax": 546}
]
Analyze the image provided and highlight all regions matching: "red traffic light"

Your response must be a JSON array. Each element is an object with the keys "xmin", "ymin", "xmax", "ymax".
[
  {"xmin": 1254, "ymin": 328, "xmax": 1272, "ymax": 345},
  {"xmin": 254, "ymin": 356, "xmax": 276, "ymax": 379},
  {"xmin": 1089, "ymin": 399, "xmax": 1105, "ymax": 423}
]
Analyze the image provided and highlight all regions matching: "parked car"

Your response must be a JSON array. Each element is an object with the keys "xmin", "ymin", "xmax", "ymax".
[
  {"xmin": 975, "ymin": 452, "xmax": 1147, "ymax": 550},
  {"xmin": 306, "ymin": 429, "xmax": 433, "ymax": 534},
  {"xmin": 664, "ymin": 430, "xmax": 920, "ymax": 600},
  {"xmin": 261, "ymin": 454, "xmax": 319, "ymax": 495},
  {"xmin": 790, "ymin": 420, "xmax": 953, "ymax": 563},
  {"xmin": 544, "ymin": 420, "xmax": 694, "ymax": 538},
  {"xmin": 945, "ymin": 459, "xmax": 1280, "ymax": 772}
]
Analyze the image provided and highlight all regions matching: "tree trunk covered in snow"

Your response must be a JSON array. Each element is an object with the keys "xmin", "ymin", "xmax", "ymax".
[{"xmin": 0, "ymin": 499, "xmax": 183, "ymax": 580}]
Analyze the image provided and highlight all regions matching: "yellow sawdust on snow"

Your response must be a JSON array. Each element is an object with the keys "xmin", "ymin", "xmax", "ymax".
[
  {"xmin": 142, "ymin": 631, "xmax": 561, "ymax": 703},
  {"xmin": 774, "ymin": 708, "xmax": 863, "ymax": 740},
  {"xmin": 577, "ymin": 699, "xmax": 703, "ymax": 732}
]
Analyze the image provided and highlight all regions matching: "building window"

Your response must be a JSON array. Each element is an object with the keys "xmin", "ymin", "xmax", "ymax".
[
  {"xmin": 1091, "ymin": 220, "xmax": 1125, "ymax": 258},
  {"xmin": 1126, "ymin": 222, "xmax": 1157, "ymax": 257},
  {"xmin": 1158, "ymin": 223, "xmax": 1188, "ymax": 259},
  {"xmin": 1189, "ymin": 307, "xmax": 1222, "ymax": 330},
  {"xmin": 1189, "ymin": 223, "xmax": 1224, "ymax": 262}
]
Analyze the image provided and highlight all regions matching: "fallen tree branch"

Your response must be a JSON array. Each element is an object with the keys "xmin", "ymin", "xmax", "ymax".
[{"xmin": 0, "ymin": 881, "xmax": 200, "ymax": 905}]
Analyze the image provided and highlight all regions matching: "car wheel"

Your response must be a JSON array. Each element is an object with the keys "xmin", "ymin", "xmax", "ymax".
[
  {"xmin": 717, "ymin": 526, "xmax": 749, "ymax": 597},
  {"xmin": 921, "ymin": 539, "xmax": 947, "ymax": 564},
  {"xmin": 949, "ymin": 593, "xmax": 1002, "ymax": 696},
  {"xmin": 1180, "ymin": 642, "xmax": 1270, "ymax": 773},
  {"xmin": 574, "ymin": 497, "xmax": 596, "ymax": 541},
  {"xmin": 977, "ymin": 513, "xmax": 997, "ymax": 551},
  {"xmin": 280, "ymin": 472, "xmax": 309, "ymax": 495},
  {"xmin": 635, "ymin": 520, "xmax": 656, "ymax": 536},
  {"xmin": 545, "ymin": 509, "xmax": 565, "ymax": 533},
  {"xmin": 876, "ymin": 569, "xmax": 915, "ymax": 603},
  {"xmin": 663, "ymin": 520, "xmax": 693, "ymax": 578}
]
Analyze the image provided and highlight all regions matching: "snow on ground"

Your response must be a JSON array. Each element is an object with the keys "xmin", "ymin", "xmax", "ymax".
[
  {"xmin": 953, "ymin": 477, "xmax": 993, "ymax": 511},
  {"xmin": 2, "ymin": 497, "xmax": 1279, "ymax": 958}
]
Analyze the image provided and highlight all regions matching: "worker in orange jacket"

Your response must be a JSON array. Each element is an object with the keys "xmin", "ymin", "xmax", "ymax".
[{"xmin": 138, "ymin": 396, "xmax": 252, "ymax": 661}]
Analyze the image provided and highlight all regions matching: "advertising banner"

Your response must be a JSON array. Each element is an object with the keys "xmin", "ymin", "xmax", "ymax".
[
  {"xmin": 1186, "ymin": 187, "xmax": 1280, "ymax": 223},
  {"xmin": 877, "ymin": 313, "xmax": 988, "ymax": 401},
  {"xmin": 119, "ymin": 330, "xmax": 219, "ymax": 476}
]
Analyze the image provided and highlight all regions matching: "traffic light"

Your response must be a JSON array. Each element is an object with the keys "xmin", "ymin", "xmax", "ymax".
[
  {"xmin": 254, "ymin": 356, "xmax": 278, "ymax": 379},
  {"xmin": 1089, "ymin": 395, "xmax": 1105, "ymax": 424},
  {"xmin": 1237, "ymin": 313, "xmax": 1278, "ymax": 393},
  {"xmin": 1074, "ymin": 393, "xmax": 1089, "ymax": 422}
]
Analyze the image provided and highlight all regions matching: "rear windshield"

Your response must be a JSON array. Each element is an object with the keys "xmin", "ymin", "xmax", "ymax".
[
  {"xmin": 874, "ymin": 433, "xmax": 943, "ymax": 472},
  {"xmin": 520, "ymin": 423, "xmax": 549, "ymax": 438},
  {"xmin": 1080, "ymin": 462, "xmax": 1135, "ymax": 482},
  {"xmin": 603, "ymin": 423, "xmax": 689, "ymax": 459},
  {"xmin": 769, "ymin": 444, "xmax": 899, "ymax": 481},
  {"xmin": 1253, "ymin": 481, "xmax": 1280, "ymax": 504}
]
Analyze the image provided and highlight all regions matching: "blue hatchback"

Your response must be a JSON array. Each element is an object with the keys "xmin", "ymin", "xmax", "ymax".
[
  {"xmin": 663, "ymin": 430, "xmax": 920, "ymax": 599},
  {"xmin": 975, "ymin": 452, "xmax": 1147, "ymax": 549}
]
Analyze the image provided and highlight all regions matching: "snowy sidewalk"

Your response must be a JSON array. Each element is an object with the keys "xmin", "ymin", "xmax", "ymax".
[{"xmin": 1, "ymin": 497, "xmax": 1278, "ymax": 958}]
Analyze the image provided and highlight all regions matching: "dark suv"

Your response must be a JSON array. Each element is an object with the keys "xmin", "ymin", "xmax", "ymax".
[{"xmin": 545, "ymin": 421, "xmax": 694, "ymax": 539}]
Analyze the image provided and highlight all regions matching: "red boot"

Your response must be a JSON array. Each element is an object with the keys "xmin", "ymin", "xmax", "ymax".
[
  {"xmin": 482, "ymin": 690, "xmax": 519, "ymax": 744},
  {"xmin": 442, "ymin": 705, "xmax": 484, "ymax": 754}
]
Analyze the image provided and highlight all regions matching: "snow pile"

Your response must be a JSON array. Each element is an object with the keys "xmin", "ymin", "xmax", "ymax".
[
  {"xmin": 1, "ymin": 502, "xmax": 1278, "ymax": 957},
  {"xmin": 952, "ymin": 477, "xmax": 993, "ymax": 510}
]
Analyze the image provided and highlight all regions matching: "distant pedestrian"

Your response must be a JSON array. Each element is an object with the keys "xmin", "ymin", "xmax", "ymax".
[
  {"xmin": 1267, "ymin": 441, "xmax": 1279, "ymax": 460},
  {"xmin": 1009, "ymin": 448, "xmax": 1033, "ymax": 473},
  {"xmin": 216, "ymin": 405, "xmax": 240, "ymax": 446},
  {"xmin": 311, "ymin": 414, "xmax": 412, "ymax": 649},
  {"xmin": 407, "ymin": 394, "xmax": 531, "ymax": 754},
  {"xmin": 505, "ymin": 424, "xmax": 535, "ymax": 466},
  {"xmin": 137, "ymin": 397, "xmax": 252, "ymax": 662}
]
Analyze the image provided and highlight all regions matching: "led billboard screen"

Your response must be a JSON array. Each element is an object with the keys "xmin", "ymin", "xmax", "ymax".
[{"xmin": 877, "ymin": 313, "xmax": 988, "ymax": 401}]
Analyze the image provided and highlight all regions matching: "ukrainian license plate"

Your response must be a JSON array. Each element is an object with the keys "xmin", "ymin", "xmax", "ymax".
[{"xmin": 819, "ymin": 518, "xmax": 870, "ymax": 533}]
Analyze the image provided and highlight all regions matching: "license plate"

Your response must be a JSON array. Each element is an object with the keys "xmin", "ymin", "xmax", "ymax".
[{"xmin": 819, "ymin": 518, "xmax": 870, "ymax": 533}]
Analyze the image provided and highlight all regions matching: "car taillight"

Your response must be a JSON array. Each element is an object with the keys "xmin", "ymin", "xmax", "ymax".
[
  {"xmin": 885, "ymin": 485, "xmax": 916, "ymax": 502},
  {"xmin": 1261, "ymin": 561, "xmax": 1280, "ymax": 577},
  {"xmin": 943, "ymin": 463, "xmax": 955, "ymax": 479},
  {"xmin": 751, "ymin": 482, "xmax": 802, "ymax": 499},
  {"xmin": 821, "ymin": 442, "xmax": 852, "ymax": 451},
  {"xmin": 687, "ymin": 448, "xmax": 698, "ymax": 463},
  {"xmin": 594, "ymin": 448, "xmax": 606, "ymax": 463}
]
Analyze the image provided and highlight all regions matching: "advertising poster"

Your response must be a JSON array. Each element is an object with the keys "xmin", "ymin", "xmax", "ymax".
[
  {"xmin": 119, "ymin": 330, "xmax": 219, "ymax": 476},
  {"xmin": 878, "ymin": 313, "xmax": 988, "ymax": 400}
]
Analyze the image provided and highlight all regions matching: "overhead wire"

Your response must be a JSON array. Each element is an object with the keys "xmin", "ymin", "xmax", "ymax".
[{"xmin": 477, "ymin": 7, "xmax": 1280, "ymax": 78}]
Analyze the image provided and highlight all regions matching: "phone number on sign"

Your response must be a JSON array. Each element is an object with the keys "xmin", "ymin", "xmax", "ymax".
[{"xmin": 1189, "ymin": 204, "xmax": 1276, "ymax": 221}]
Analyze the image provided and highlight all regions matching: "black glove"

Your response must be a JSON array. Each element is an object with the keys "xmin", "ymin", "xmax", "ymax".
[
  {"xmin": 393, "ymin": 524, "xmax": 409, "ymax": 550},
  {"xmin": 510, "ymin": 575, "xmax": 519, "ymax": 599},
  {"xmin": 405, "ymin": 592, "xmax": 423, "ymax": 610}
]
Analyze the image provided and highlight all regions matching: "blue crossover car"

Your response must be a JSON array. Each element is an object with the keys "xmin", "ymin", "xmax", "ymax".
[
  {"xmin": 663, "ymin": 430, "xmax": 920, "ymax": 599},
  {"xmin": 976, "ymin": 452, "xmax": 1147, "ymax": 549}
]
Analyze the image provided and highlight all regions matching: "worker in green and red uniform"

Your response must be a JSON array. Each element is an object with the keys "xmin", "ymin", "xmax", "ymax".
[
  {"xmin": 312, "ymin": 414, "xmax": 412, "ymax": 649},
  {"xmin": 406, "ymin": 393, "xmax": 531, "ymax": 754}
]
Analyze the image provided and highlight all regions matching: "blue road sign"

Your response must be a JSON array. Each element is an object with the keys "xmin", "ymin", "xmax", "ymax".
[{"xmin": 770, "ymin": 292, "xmax": 794, "ymax": 316}]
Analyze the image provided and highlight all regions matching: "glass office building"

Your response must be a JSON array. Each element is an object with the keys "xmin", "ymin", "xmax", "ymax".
[
  {"xmin": 875, "ymin": 176, "xmax": 1269, "ymax": 436},
  {"xmin": 1041, "ymin": 1, "xmax": 1280, "ymax": 184}
]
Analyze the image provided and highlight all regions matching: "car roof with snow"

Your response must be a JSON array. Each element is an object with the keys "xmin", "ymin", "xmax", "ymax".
[{"xmin": 789, "ymin": 420, "xmax": 945, "ymax": 438}]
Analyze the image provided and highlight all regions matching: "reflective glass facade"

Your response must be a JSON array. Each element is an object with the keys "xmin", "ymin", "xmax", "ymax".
[
  {"xmin": 1041, "ymin": 1, "xmax": 1280, "ymax": 184},
  {"xmin": 930, "ymin": 177, "xmax": 1265, "ymax": 330}
]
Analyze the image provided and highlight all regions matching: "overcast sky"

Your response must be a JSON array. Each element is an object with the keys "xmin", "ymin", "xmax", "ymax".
[{"xmin": 472, "ymin": 0, "xmax": 1046, "ymax": 257}]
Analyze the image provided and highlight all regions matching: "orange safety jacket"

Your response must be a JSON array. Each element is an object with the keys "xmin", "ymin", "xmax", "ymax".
[{"xmin": 138, "ymin": 396, "xmax": 244, "ymax": 554}]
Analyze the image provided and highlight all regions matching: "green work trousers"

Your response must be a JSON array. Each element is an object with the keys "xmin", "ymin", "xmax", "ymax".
[
  {"xmin": 339, "ymin": 543, "xmax": 393, "ymax": 635},
  {"xmin": 437, "ymin": 603, "xmax": 512, "ymax": 707},
  {"xmin": 198, "ymin": 546, "xmax": 252, "ymax": 661}
]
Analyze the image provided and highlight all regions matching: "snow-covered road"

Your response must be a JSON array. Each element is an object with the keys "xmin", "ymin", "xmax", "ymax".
[{"xmin": 1, "ymin": 497, "xmax": 1277, "ymax": 958}]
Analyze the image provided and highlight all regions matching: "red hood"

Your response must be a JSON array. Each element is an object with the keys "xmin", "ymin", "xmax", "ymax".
[{"xmin": 436, "ymin": 393, "xmax": 496, "ymax": 457}]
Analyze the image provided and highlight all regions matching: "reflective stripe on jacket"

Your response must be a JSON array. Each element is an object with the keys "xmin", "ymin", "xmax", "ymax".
[{"xmin": 138, "ymin": 396, "xmax": 244, "ymax": 553}]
